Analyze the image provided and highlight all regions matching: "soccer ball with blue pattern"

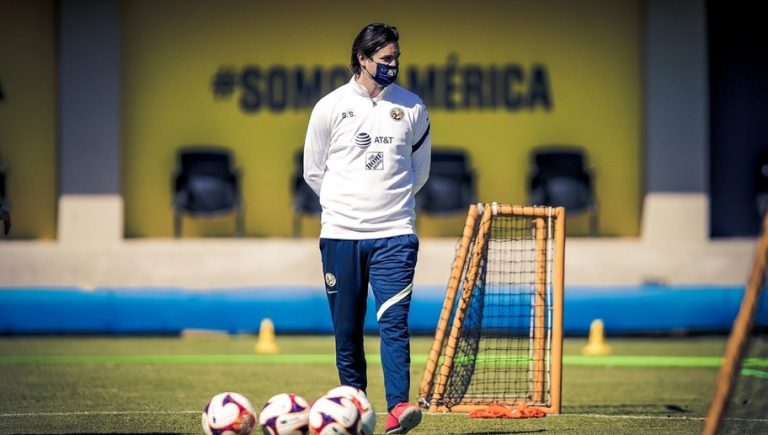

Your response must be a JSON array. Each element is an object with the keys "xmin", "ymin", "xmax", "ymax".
[
  {"xmin": 323, "ymin": 386, "xmax": 375, "ymax": 435},
  {"xmin": 308, "ymin": 393, "xmax": 361, "ymax": 435},
  {"xmin": 258, "ymin": 392, "xmax": 310, "ymax": 435},
  {"xmin": 202, "ymin": 392, "xmax": 257, "ymax": 435}
]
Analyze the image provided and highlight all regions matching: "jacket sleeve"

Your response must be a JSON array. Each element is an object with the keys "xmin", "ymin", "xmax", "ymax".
[
  {"xmin": 411, "ymin": 102, "xmax": 431, "ymax": 194},
  {"xmin": 303, "ymin": 101, "xmax": 331, "ymax": 196}
]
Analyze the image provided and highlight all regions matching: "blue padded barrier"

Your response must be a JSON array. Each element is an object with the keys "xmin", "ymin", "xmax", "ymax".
[{"xmin": 0, "ymin": 284, "xmax": 766, "ymax": 335}]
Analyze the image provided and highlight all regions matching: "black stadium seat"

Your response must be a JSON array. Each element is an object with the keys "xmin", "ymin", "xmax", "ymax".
[
  {"xmin": 291, "ymin": 149, "xmax": 322, "ymax": 237},
  {"xmin": 528, "ymin": 145, "xmax": 598, "ymax": 236},
  {"xmin": 172, "ymin": 146, "xmax": 244, "ymax": 237},
  {"xmin": 416, "ymin": 148, "xmax": 476, "ymax": 215}
]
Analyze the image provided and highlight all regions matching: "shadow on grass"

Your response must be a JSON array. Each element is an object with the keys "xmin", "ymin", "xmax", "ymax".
[{"xmin": 664, "ymin": 404, "xmax": 691, "ymax": 413}]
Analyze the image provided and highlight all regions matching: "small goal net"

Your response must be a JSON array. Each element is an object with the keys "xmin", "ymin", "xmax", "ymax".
[{"xmin": 418, "ymin": 204, "xmax": 565, "ymax": 414}]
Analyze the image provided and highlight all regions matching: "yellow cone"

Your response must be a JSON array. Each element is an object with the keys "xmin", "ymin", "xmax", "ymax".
[
  {"xmin": 581, "ymin": 319, "xmax": 612, "ymax": 355},
  {"xmin": 254, "ymin": 318, "xmax": 279, "ymax": 354}
]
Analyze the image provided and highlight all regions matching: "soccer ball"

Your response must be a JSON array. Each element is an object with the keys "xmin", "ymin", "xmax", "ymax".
[
  {"xmin": 202, "ymin": 392, "xmax": 257, "ymax": 435},
  {"xmin": 258, "ymin": 392, "xmax": 310, "ymax": 435},
  {"xmin": 308, "ymin": 392, "xmax": 361, "ymax": 435},
  {"xmin": 323, "ymin": 386, "xmax": 375, "ymax": 435}
]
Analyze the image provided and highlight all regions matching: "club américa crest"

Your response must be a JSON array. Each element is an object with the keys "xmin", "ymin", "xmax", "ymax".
[
  {"xmin": 325, "ymin": 272, "xmax": 336, "ymax": 287},
  {"xmin": 390, "ymin": 107, "xmax": 404, "ymax": 121}
]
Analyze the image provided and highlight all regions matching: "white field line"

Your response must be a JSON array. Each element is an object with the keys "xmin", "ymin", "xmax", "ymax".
[
  {"xmin": 1, "ymin": 410, "xmax": 767, "ymax": 423},
  {"xmin": 550, "ymin": 414, "xmax": 768, "ymax": 423},
  {"xmin": 0, "ymin": 410, "xmax": 201, "ymax": 417}
]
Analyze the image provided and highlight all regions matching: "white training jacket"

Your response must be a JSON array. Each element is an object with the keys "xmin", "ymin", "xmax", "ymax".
[{"xmin": 303, "ymin": 77, "xmax": 432, "ymax": 240}]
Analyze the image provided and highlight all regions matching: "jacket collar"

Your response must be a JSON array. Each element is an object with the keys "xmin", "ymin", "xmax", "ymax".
[{"xmin": 349, "ymin": 76, "xmax": 393, "ymax": 102}]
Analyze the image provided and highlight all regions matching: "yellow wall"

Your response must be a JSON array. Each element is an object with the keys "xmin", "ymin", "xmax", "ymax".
[
  {"xmin": 0, "ymin": 1, "xmax": 57, "ymax": 239},
  {"xmin": 0, "ymin": 0, "xmax": 643, "ymax": 239},
  {"xmin": 122, "ymin": 0, "xmax": 642, "ymax": 237}
]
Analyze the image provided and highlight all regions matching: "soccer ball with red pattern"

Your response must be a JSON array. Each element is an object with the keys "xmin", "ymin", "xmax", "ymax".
[
  {"xmin": 202, "ymin": 392, "xmax": 257, "ymax": 435},
  {"xmin": 258, "ymin": 392, "xmax": 310, "ymax": 435}
]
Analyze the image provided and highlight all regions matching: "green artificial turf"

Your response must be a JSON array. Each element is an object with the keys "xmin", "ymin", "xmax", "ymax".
[{"xmin": 0, "ymin": 335, "xmax": 766, "ymax": 434}]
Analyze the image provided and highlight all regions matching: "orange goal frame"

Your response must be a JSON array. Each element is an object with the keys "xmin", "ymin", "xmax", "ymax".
[{"xmin": 418, "ymin": 204, "xmax": 565, "ymax": 414}]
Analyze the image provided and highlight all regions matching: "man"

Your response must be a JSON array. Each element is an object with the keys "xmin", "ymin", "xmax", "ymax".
[{"xmin": 303, "ymin": 23, "xmax": 431, "ymax": 434}]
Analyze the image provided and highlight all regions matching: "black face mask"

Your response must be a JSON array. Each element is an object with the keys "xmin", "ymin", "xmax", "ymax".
[{"xmin": 366, "ymin": 59, "xmax": 398, "ymax": 87}]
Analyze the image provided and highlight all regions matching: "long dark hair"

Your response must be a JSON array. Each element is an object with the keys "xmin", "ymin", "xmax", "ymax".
[{"xmin": 349, "ymin": 23, "xmax": 399, "ymax": 75}]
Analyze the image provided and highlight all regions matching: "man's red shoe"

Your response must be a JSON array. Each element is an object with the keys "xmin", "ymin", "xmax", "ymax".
[{"xmin": 385, "ymin": 402, "xmax": 422, "ymax": 434}]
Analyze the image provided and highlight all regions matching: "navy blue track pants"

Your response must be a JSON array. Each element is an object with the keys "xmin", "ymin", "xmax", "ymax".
[{"xmin": 319, "ymin": 234, "xmax": 418, "ymax": 411}]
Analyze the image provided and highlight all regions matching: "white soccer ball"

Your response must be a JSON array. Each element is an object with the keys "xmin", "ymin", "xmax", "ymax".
[
  {"xmin": 258, "ymin": 392, "xmax": 310, "ymax": 435},
  {"xmin": 202, "ymin": 392, "xmax": 257, "ymax": 435},
  {"xmin": 308, "ymin": 393, "xmax": 361, "ymax": 435},
  {"xmin": 323, "ymin": 386, "xmax": 375, "ymax": 435}
]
